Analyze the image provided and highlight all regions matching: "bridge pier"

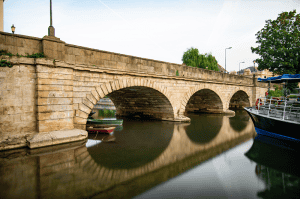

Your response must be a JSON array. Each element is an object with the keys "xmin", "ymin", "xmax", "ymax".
[{"xmin": 0, "ymin": 32, "xmax": 268, "ymax": 150}]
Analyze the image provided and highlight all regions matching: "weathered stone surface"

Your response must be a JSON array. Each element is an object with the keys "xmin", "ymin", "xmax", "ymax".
[
  {"xmin": 27, "ymin": 129, "xmax": 87, "ymax": 149},
  {"xmin": 0, "ymin": 32, "xmax": 268, "ymax": 151},
  {"xmin": 38, "ymin": 118, "xmax": 74, "ymax": 132}
]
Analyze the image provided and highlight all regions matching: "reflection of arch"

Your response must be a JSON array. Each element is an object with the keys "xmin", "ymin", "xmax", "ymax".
[
  {"xmin": 229, "ymin": 109, "xmax": 251, "ymax": 132},
  {"xmin": 74, "ymin": 79, "xmax": 175, "ymax": 128},
  {"xmin": 229, "ymin": 89, "xmax": 251, "ymax": 109},
  {"xmin": 88, "ymin": 120, "xmax": 174, "ymax": 169},
  {"xmin": 185, "ymin": 113, "xmax": 222, "ymax": 144},
  {"xmin": 183, "ymin": 88, "xmax": 224, "ymax": 114}
]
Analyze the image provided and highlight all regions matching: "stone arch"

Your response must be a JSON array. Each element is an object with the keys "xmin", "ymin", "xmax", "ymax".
[
  {"xmin": 179, "ymin": 84, "xmax": 225, "ymax": 115},
  {"xmin": 228, "ymin": 88, "xmax": 251, "ymax": 110},
  {"xmin": 73, "ymin": 78, "xmax": 175, "ymax": 129}
]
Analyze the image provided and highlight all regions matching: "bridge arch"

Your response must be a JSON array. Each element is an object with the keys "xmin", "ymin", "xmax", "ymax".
[
  {"xmin": 180, "ymin": 85, "xmax": 224, "ymax": 115},
  {"xmin": 74, "ymin": 78, "xmax": 175, "ymax": 129},
  {"xmin": 228, "ymin": 89, "xmax": 251, "ymax": 110}
]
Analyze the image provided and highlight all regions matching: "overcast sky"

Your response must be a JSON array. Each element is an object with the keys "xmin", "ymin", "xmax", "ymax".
[{"xmin": 3, "ymin": 0, "xmax": 300, "ymax": 72}]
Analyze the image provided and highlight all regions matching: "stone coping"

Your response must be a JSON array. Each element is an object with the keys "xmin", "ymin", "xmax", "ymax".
[
  {"xmin": 27, "ymin": 129, "xmax": 88, "ymax": 149},
  {"xmin": 1, "ymin": 55, "xmax": 267, "ymax": 88}
]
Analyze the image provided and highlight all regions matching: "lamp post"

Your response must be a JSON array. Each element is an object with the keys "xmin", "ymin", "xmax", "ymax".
[
  {"xmin": 225, "ymin": 47, "xmax": 232, "ymax": 73},
  {"xmin": 239, "ymin": 61, "xmax": 245, "ymax": 75},
  {"xmin": 11, "ymin": 24, "xmax": 15, "ymax": 34},
  {"xmin": 253, "ymin": 60, "xmax": 256, "ymax": 71},
  {"xmin": 48, "ymin": 0, "xmax": 55, "ymax": 36}
]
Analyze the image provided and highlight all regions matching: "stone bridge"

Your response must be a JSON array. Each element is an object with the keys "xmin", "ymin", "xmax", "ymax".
[{"xmin": 0, "ymin": 32, "xmax": 268, "ymax": 150}]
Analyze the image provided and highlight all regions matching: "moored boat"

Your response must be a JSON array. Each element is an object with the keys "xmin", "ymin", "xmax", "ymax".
[
  {"xmin": 86, "ymin": 125, "xmax": 116, "ymax": 134},
  {"xmin": 245, "ymin": 74, "xmax": 300, "ymax": 142},
  {"xmin": 87, "ymin": 118, "xmax": 123, "ymax": 126},
  {"xmin": 244, "ymin": 96, "xmax": 300, "ymax": 141}
]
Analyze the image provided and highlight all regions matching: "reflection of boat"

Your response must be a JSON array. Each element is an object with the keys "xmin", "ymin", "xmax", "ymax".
[
  {"xmin": 245, "ymin": 135, "xmax": 300, "ymax": 177},
  {"xmin": 245, "ymin": 135, "xmax": 300, "ymax": 198},
  {"xmin": 88, "ymin": 134, "xmax": 116, "ymax": 142},
  {"xmin": 86, "ymin": 126, "xmax": 116, "ymax": 134},
  {"xmin": 87, "ymin": 118, "xmax": 123, "ymax": 126},
  {"xmin": 244, "ymin": 74, "xmax": 300, "ymax": 142}
]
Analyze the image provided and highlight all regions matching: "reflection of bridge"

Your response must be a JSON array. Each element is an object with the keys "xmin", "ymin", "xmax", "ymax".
[
  {"xmin": 0, "ymin": 31, "xmax": 267, "ymax": 150},
  {"xmin": 0, "ymin": 114, "xmax": 255, "ymax": 199}
]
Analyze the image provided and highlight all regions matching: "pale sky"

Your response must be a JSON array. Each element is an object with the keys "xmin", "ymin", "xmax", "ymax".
[{"xmin": 3, "ymin": 0, "xmax": 300, "ymax": 72}]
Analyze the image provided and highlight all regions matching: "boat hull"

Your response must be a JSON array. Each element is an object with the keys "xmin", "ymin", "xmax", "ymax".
[
  {"xmin": 244, "ymin": 107, "xmax": 300, "ymax": 141},
  {"xmin": 86, "ymin": 126, "xmax": 115, "ymax": 134},
  {"xmin": 87, "ymin": 119, "xmax": 123, "ymax": 126}
]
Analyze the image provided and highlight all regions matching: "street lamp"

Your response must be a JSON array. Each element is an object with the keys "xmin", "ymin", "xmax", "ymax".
[
  {"xmin": 11, "ymin": 24, "xmax": 15, "ymax": 34},
  {"xmin": 48, "ymin": 0, "xmax": 55, "ymax": 36},
  {"xmin": 225, "ymin": 47, "xmax": 232, "ymax": 73},
  {"xmin": 239, "ymin": 61, "xmax": 245, "ymax": 75}
]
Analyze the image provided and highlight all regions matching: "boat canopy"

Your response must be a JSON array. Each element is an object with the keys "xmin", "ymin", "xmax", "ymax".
[{"xmin": 258, "ymin": 74, "xmax": 300, "ymax": 83}]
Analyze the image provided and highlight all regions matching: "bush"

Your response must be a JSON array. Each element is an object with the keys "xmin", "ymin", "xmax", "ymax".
[{"xmin": 269, "ymin": 89, "xmax": 283, "ymax": 97}]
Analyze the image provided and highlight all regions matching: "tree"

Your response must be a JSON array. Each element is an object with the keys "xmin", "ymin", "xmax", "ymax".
[
  {"xmin": 251, "ymin": 10, "xmax": 300, "ymax": 75},
  {"xmin": 182, "ymin": 47, "xmax": 219, "ymax": 72}
]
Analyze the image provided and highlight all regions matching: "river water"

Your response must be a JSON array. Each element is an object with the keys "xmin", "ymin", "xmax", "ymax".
[{"xmin": 0, "ymin": 110, "xmax": 299, "ymax": 199}]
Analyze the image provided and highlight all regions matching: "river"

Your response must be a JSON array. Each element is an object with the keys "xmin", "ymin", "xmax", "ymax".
[{"xmin": 0, "ymin": 110, "xmax": 299, "ymax": 198}]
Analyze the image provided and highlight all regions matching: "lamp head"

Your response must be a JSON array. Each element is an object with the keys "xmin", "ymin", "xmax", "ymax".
[{"xmin": 11, "ymin": 24, "xmax": 15, "ymax": 34}]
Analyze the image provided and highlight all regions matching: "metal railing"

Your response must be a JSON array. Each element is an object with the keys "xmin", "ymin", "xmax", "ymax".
[{"xmin": 254, "ymin": 96, "xmax": 300, "ymax": 122}]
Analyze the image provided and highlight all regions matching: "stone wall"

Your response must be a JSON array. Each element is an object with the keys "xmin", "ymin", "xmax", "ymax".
[
  {"xmin": 0, "ymin": 32, "xmax": 42, "ymax": 55},
  {"xmin": 0, "ymin": 58, "xmax": 37, "ymax": 150},
  {"xmin": 0, "ymin": 31, "xmax": 259, "ymax": 86}
]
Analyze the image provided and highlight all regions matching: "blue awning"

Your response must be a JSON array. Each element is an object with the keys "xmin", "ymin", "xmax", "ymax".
[{"xmin": 258, "ymin": 74, "xmax": 300, "ymax": 83}]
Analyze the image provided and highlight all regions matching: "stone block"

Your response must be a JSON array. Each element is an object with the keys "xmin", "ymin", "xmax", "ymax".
[
  {"xmin": 37, "ymin": 105, "xmax": 73, "ymax": 113},
  {"xmin": 73, "ymin": 116, "xmax": 87, "ymax": 125},
  {"xmin": 78, "ymin": 103, "xmax": 91, "ymax": 114},
  {"xmin": 91, "ymin": 89, "xmax": 100, "ymax": 101},
  {"xmin": 38, "ymin": 111, "xmax": 74, "ymax": 121},
  {"xmin": 37, "ymin": 118, "xmax": 74, "ymax": 132},
  {"xmin": 75, "ymin": 110, "xmax": 88, "ymax": 119},
  {"xmin": 27, "ymin": 129, "xmax": 87, "ymax": 148},
  {"xmin": 37, "ymin": 73, "xmax": 73, "ymax": 80},
  {"xmin": 109, "ymin": 81, "xmax": 116, "ymax": 91},
  {"xmin": 83, "ymin": 98, "xmax": 94, "ymax": 109},
  {"xmin": 37, "ymin": 85, "xmax": 73, "ymax": 91},
  {"xmin": 37, "ymin": 78, "xmax": 73, "ymax": 86},
  {"xmin": 95, "ymin": 86, "xmax": 105, "ymax": 98},
  {"xmin": 100, "ymin": 84, "xmax": 109, "ymax": 95},
  {"xmin": 37, "ymin": 98, "xmax": 72, "ymax": 106},
  {"xmin": 38, "ymin": 91, "xmax": 73, "ymax": 98},
  {"xmin": 86, "ymin": 94, "xmax": 97, "ymax": 105}
]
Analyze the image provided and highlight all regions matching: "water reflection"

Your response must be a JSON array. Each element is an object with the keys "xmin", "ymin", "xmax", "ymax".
[
  {"xmin": 0, "ymin": 111, "xmax": 258, "ymax": 199},
  {"xmin": 229, "ymin": 109, "xmax": 251, "ymax": 132},
  {"xmin": 185, "ymin": 113, "xmax": 222, "ymax": 143},
  {"xmin": 88, "ymin": 119, "xmax": 174, "ymax": 169},
  {"xmin": 245, "ymin": 135, "xmax": 300, "ymax": 198}
]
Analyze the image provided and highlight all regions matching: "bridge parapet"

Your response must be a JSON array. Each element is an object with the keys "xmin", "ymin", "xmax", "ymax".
[{"xmin": 0, "ymin": 32, "xmax": 260, "ymax": 86}]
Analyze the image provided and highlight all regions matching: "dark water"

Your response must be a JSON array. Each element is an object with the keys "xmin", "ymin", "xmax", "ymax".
[{"xmin": 0, "ymin": 110, "xmax": 299, "ymax": 199}]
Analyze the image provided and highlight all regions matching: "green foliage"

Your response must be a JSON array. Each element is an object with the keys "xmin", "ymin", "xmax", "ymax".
[
  {"xmin": 251, "ymin": 10, "xmax": 300, "ymax": 75},
  {"xmin": 286, "ymin": 82, "xmax": 299, "ymax": 93},
  {"xmin": 0, "ymin": 50, "xmax": 45, "ymax": 58},
  {"xmin": 289, "ymin": 95, "xmax": 297, "ymax": 98},
  {"xmin": 182, "ymin": 47, "xmax": 219, "ymax": 72},
  {"xmin": 269, "ymin": 89, "xmax": 283, "ymax": 97},
  {"xmin": 0, "ymin": 59, "xmax": 13, "ymax": 68},
  {"xmin": 0, "ymin": 50, "xmax": 13, "ymax": 57},
  {"xmin": 176, "ymin": 70, "xmax": 179, "ymax": 76},
  {"xmin": 98, "ymin": 109, "xmax": 116, "ymax": 117},
  {"xmin": 26, "ymin": 52, "xmax": 45, "ymax": 58}
]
